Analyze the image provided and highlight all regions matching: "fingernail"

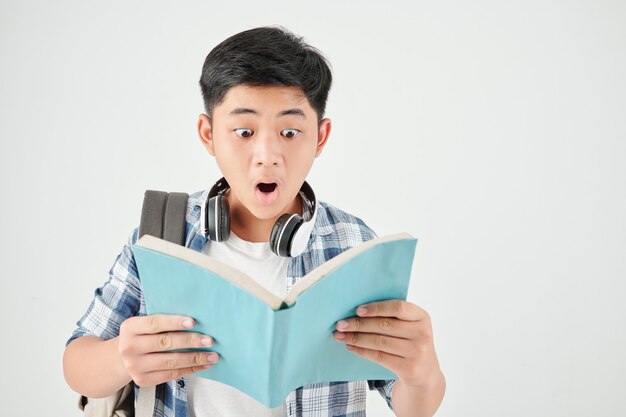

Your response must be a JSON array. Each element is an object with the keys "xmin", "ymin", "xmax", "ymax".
[
  {"xmin": 334, "ymin": 331, "xmax": 346, "ymax": 339},
  {"xmin": 200, "ymin": 336, "xmax": 213, "ymax": 346},
  {"xmin": 337, "ymin": 320, "xmax": 349, "ymax": 330},
  {"xmin": 356, "ymin": 306, "xmax": 368, "ymax": 316},
  {"xmin": 182, "ymin": 318, "xmax": 193, "ymax": 328},
  {"xmin": 207, "ymin": 353, "xmax": 219, "ymax": 363}
]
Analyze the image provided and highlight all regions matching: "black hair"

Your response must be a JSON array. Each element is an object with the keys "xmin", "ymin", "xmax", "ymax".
[{"xmin": 199, "ymin": 26, "xmax": 332, "ymax": 122}]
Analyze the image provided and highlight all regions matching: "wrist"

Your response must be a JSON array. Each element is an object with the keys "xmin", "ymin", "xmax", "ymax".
[
  {"xmin": 107, "ymin": 336, "xmax": 133, "ymax": 387},
  {"xmin": 392, "ymin": 371, "xmax": 446, "ymax": 417},
  {"xmin": 399, "ymin": 368, "xmax": 445, "ymax": 392}
]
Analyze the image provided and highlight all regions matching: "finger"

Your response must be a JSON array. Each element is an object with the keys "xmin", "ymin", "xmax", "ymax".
[
  {"xmin": 134, "ymin": 350, "xmax": 220, "ymax": 374},
  {"xmin": 344, "ymin": 343, "xmax": 405, "ymax": 373},
  {"xmin": 129, "ymin": 331, "xmax": 214, "ymax": 354},
  {"xmin": 333, "ymin": 331, "xmax": 414, "ymax": 358},
  {"xmin": 123, "ymin": 314, "xmax": 195, "ymax": 336},
  {"xmin": 134, "ymin": 363, "xmax": 216, "ymax": 387},
  {"xmin": 356, "ymin": 300, "xmax": 428, "ymax": 322},
  {"xmin": 335, "ymin": 316, "xmax": 416, "ymax": 339}
]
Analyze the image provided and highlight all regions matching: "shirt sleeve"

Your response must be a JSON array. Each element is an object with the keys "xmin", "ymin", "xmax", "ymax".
[
  {"xmin": 66, "ymin": 227, "xmax": 142, "ymax": 346},
  {"xmin": 367, "ymin": 379, "xmax": 396, "ymax": 410}
]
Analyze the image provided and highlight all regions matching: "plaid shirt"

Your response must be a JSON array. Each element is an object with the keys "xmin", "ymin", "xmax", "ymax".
[{"xmin": 67, "ymin": 188, "xmax": 396, "ymax": 417}]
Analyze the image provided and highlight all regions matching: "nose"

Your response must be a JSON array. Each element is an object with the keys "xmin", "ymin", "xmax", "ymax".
[{"xmin": 253, "ymin": 131, "xmax": 282, "ymax": 167}]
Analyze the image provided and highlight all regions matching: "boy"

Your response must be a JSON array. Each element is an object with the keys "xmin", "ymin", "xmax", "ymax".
[{"xmin": 63, "ymin": 26, "xmax": 445, "ymax": 417}]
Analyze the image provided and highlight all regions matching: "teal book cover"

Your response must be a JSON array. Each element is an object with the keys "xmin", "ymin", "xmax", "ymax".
[{"xmin": 131, "ymin": 232, "xmax": 418, "ymax": 407}]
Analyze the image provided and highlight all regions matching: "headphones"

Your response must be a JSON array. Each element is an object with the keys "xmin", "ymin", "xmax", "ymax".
[{"xmin": 201, "ymin": 177, "xmax": 318, "ymax": 257}]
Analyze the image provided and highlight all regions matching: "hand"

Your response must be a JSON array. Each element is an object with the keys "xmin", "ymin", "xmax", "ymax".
[
  {"xmin": 333, "ymin": 300, "xmax": 442, "ymax": 390},
  {"xmin": 118, "ymin": 314, "xmax": 219, "ymax": 387}
]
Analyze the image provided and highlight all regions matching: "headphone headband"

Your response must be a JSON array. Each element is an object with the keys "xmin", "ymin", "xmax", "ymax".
[{"xmin": 208, "ymin": 177, "xmax": 230, "ymax": 199}]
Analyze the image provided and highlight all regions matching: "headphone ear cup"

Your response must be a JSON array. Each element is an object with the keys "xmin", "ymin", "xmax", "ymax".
[
  {"xmin": 270, "ymin": 213, "xmax": 303, "ymax": 257},
  {"xmin": 269, "ymin": 214, "xmax": 288, "ymax": 255},
  {"xmin": 207, "ymin": 195, "xmax": 230, "ymax": 242},
  {"xmin": 217, "ymin": 195, "xmax": 230, "ymax": 241}
]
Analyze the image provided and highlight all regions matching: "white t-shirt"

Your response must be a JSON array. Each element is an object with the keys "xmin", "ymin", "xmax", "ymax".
[{"xmin": 187, "ymin": 232, "xmax": 290, "ymax": 417}]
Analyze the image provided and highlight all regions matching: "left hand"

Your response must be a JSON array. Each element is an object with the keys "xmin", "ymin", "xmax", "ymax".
[{"xmin": 333, "ymin": 299, "xmax": 442, "ymax": 389}]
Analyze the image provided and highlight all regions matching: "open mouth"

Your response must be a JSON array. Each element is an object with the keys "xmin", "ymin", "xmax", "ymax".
[{"xmin": 257, "ymin": 182, "xmax": 278, "ymax": 194}]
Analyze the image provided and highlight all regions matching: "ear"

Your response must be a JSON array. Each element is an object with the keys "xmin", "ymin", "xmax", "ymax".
[
  {"xmin": 315, "ymin": 118, "xmax": 332, "ymax": 158},
  {"xmin": 197, "ymin": 114, "xmax": 215, "ymax": 156}
]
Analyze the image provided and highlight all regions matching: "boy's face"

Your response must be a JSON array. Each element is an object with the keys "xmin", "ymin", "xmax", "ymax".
[{"xmin": 197, "ymin": 85, "xmax": 331, "ymax": 221}]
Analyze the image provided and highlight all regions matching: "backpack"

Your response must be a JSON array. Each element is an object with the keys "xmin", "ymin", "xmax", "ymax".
[{"xmin": 79, "ymin": 190, "xmax": 189, "ymax": 417}]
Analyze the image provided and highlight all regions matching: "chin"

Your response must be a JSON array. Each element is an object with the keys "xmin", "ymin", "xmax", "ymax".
[
  {"xmin": 246, "ymin": 198, "xmax": 294, "ymax": 220},
  {"xmin": 249, "ymin": 206, "xmax": 286, "ymax": 221},
  {"xmin": 240, "ymin": 198, "xmax": 275, "ymax": 217}
]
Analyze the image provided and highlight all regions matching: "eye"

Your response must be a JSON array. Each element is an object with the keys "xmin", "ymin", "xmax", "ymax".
[
  {"xmin": 281, "ymin": 128, "xmax": 301, "ymax": 139},
  {"xmin": 234, "ymin": 128, "xmax": 253, "ymax": 138}
]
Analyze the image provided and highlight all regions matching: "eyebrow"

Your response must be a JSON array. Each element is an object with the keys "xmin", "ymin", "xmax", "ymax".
[
  {"xmin": 279, "ymin": 108, "xmax": 306, "ymax": 118},
  {"xmin": 228, "ymin": 108, "xmax": 307, "ymax": 119}
]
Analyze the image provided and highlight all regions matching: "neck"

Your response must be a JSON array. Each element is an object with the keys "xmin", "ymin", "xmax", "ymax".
[{"xmin": 226, "ymin": 190, "xmax": 303, "ymax": 243}]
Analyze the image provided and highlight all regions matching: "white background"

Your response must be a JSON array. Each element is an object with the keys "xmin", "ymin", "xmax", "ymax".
[{"xmin": 1, "ymin": 1, "xmax": 625, "ymax": 416}]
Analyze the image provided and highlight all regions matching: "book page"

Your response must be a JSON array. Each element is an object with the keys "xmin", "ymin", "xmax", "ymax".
[
  {"xmin": 135, "ymin": 235, "xmax": 285, "ymax": 309},
  {"xmin": 283, "ymin": 232, "xmax": 414, "ymax": 305}
]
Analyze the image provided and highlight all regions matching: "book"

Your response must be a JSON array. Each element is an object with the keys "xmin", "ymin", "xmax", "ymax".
[{"xmin": 130, "ymin": 232, "xmax": 418, "ymax": 407}]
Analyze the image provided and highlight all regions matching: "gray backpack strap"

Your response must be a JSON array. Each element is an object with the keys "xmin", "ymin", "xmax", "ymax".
[
  {"xmin": 138, "ymin": 190, "xmax": 167, "ymax": 241},
  {"xmin": 136, "ymin": 190, "xmax": 189, "ymax": 417},
  {"xmin": 139, "ymin": 190, "xmax": 189, "ymax": 245},
  {"xmin": 163, "ymin": 192, "xmax": 188, "ymax": 245}
]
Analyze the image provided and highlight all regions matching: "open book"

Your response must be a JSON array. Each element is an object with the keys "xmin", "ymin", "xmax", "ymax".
[{"xmin": 131, "ymin": 232, "xmax": 417, "ymax": 407}]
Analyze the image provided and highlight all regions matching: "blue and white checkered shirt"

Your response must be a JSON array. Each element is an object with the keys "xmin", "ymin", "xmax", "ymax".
[{"xmin": 67, "ymin": 188, "xmax": 396, "ymax": 416}]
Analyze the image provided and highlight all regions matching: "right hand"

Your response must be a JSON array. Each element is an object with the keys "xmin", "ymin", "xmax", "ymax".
[{"xmin": 118, "ymin": 314, "xmax": 219, "ymax": 387}]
